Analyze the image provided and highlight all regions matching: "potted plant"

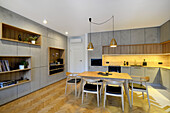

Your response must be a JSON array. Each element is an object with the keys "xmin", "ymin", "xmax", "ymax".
[
  {"xmin": 29, "ymin": 36, "xmax": 38, "ymax": 44},
  {"xmin": 24, "ymin": 37, "xmax": 29, "ymax": 42},
  {"xmin": 19, "ymin": 61, "xmax": 29, "ymax": 69}
]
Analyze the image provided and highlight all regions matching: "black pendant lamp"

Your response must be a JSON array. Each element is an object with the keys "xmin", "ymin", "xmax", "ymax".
[{"xmin": 87, "ymin": 18, "xmax": 94, "ymax": 51}]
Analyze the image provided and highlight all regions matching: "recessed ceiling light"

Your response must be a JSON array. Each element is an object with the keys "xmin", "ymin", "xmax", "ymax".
[
  {"xmin": 43, "ymin": 19, "xmax": 47, "ymax": 24},
  {"xmin": 65, "ymin": 32, "xmax": 68, "ymax": 35}
]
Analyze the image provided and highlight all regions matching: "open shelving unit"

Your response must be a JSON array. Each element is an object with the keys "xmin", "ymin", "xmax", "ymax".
[
  {"xmin": 0, "ymin": 23, "xmax": 41, "ymax": 46},
  {"xmin": 0, "ymin": 56, "xmax": 31, "ymax": 90},
  {"xmin": 48, "ymin": 47, "xmax": 65, "ymax": 76}
]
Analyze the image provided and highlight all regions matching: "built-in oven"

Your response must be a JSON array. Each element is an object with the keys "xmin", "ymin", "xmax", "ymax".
[
  {"xmin": 108, "ymin": 66, "xmax": 121, "ymax": 73},
  {"xmin": 91, "ymin": 59, "xmax": 102, "ymax": 66}
]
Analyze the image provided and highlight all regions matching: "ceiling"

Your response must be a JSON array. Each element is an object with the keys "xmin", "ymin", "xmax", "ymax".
[{"xmin": 0, "ymin": 0, "xmax": 170, "ymax": 37}]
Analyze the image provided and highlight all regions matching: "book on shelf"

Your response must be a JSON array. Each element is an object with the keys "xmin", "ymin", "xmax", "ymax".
[
  {"xmin": 5, "ymin": 60, "xmax": 10, "ymax": 71},
  {"xmin": 0, "ymin": 60, "xmax": 10, "ymax": 72},
  {"xmin": 0, "ymin": 61, "xmax": 2, "ymax": 72}
]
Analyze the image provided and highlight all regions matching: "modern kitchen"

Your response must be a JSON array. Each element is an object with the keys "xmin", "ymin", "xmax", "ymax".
[{"xmin": 0, "ymin": 0, "xmax": 170, "ymax": 113}]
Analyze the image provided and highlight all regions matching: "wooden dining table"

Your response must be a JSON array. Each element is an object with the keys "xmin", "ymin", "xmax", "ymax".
[{"xmin": 77, "ymin": 71, "xmax": 132, "ymax": 107}]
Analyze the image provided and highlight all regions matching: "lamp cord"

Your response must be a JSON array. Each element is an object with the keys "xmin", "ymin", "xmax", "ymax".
[
  {"xmin": 89, "ymin": 16, "xmax": 114, "ymax": 37},
  {"xmin": 89, "ymin": 18, "xmax": 92, "ymax": 42},
  {"xmin": 90, "ymin": 16, "xmax": 114, "ymax": 25}
]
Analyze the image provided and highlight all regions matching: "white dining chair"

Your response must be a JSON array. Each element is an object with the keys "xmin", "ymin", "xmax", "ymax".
[
  {"xmin": 65, "ymin": 72, "xmax": 81, "ymax": 96},
  {"xmin": 129, "ymin": 76, "xmax": 150, "ymax": 107},
  {"xmin": 82, "ymin": 78, "xmax": 102, "ymax": 107},
  {"xmin": 103, "ymin": 80, "xmax": 125, "ymax": 111}
]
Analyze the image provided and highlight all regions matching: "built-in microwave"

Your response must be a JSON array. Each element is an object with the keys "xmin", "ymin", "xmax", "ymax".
[{"xmin": 91, "ymin": 59, "xmax": 102, "ymax": 66}]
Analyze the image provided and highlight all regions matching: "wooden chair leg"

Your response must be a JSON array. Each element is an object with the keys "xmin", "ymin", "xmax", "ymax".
[
  {"xmin": 82, "ymin": 92, "xmax": 84, "ymax": 104},
  {"xmin": 65, "ymin": 82, "xmax": 68, "ymax": 95}
]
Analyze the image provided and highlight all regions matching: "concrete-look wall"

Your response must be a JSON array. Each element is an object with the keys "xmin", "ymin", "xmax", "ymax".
[
  {"xmin": 0, "ymin": 6, "xmax": 67, "ymax": 105},
  {"xmin": 88, "ymin": 27, "xmax": 160, "ymax": 71}
]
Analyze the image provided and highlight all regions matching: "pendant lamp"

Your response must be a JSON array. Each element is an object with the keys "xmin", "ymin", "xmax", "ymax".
[
  {"xmin": 87, "ymin": 18, "xmax": 94, "ymax": 51},
  {"xmin": 110, "ymin": 16, "xmax": 117, "ymax": 47}
]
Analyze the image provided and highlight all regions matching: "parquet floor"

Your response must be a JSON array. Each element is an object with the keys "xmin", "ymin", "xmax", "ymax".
[{"xmin": 0, "ymin": 79, "xmax": 169, "ymax": 113}]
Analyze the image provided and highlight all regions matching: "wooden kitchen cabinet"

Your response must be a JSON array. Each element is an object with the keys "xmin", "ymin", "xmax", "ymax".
[
  {"xmin": 102, "ymin": 46, "xmax": 109, "ymax": 54},
  {"xmin": 144, "ymin": 67, "xmax": 160, "ymax": 84},
  {"xmin": 120, "ymin": 45, "xmax": 130, "ymax": 54},
  {"xmin": 108, "ymin": 46, "xmax": 121, "ymax": 54},
  {"xmin": 161, "ymin": 41, "xmax": 170, "ymax": 53},
  {"xmin": 130, "ymin": 45, "xmax": 144, "ymax": 54},
  {"xmin": 143, "ymin": 44, "xmax": 162, "ymax": 54}
]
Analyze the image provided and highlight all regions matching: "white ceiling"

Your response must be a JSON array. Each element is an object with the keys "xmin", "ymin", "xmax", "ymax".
[{"xmin": 0, "ymin": 0, "xmax": 170, "ymax": 37}]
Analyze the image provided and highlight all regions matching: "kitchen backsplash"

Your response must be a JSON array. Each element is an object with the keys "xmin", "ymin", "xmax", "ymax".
[{"xmin": 102, "ymin": 55, "xmax": 170, "ymax": 67}]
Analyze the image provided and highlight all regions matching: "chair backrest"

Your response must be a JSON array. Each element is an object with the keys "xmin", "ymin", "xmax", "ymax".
[
  {"xmin": 105, "ymin": 80, "xmax": 124, "ymax": 86},
  {"xmin": 83, "ymin": 78, "xmax": 100, "ymax": 83},
  {"xmin": 131, "ymin": 75, "xmax": 150, "ymax": 82}
]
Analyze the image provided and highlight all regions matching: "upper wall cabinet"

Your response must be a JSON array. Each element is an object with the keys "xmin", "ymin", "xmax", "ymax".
[
  {"xmin": 160, "ymin": 20, "xmax": 170, "ymax": 42},
  {"xmin": 161, "ymin": 41, "xmax": 170, "ymax": 53},
  {"xmin": 131, "ymin": 29, "xmax": 145, "ymax": 44},
  {"xmin": 145, "ymin": 28, "xmax": 159, "ymax": 44},
  {"xmin": 103, "ymin": 43, "xmax": 163, "ymax": 54},
  {"xmin": 120, "ymin": 30, "xmax": 131, "ymax": 45},
  {"xmin": 0, "ymin": 23, "xmax": 41, "ymax": 46}
]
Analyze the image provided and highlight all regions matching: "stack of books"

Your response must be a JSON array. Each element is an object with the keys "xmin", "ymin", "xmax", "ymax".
[{"xmin": 0, "ymin": 60, "xmax": 10, "ymax": 72}]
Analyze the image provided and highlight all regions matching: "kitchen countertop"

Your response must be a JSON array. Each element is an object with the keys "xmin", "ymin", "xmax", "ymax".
[{"xmin": 119, "ymin": 65, "xmax": 170, "ymax": 70}]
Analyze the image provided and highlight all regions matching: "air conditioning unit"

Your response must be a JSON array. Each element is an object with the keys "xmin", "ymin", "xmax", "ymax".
[{"xmin": 70, "ymin": 38, "xmax": 82, "ymax": 43}]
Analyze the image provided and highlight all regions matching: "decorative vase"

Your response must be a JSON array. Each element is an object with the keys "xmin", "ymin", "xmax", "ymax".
[
  {"xmin": 19, "ymin": 65, "xmax": 24, "ymax": 69},
  {"xmin": 31, "ymin": 40, "xmax": 35, "ymax": 44},
  {"xmin": 18, "ymin": 34, "xmax": 21, "ymax": 41}
]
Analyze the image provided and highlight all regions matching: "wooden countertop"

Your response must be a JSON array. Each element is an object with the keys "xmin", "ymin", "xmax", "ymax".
[{"xmin": 110, "ymin": 65, "xmax": 170, "ymax": 70}]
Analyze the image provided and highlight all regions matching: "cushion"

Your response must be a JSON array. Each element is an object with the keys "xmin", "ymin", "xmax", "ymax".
[
  {"xmin": 129, "ymin": 83, "xmax": 146, "ymax": 90},
  {"xmin": 106, "ymin": 85, "xmax": 121, "ymax": 94},
  {"xmin": 84, "ymin": 84, "xmax": 101, "ymax": 91},
  {"xmin": 67, "ymin": 79, "xmax": 81, "ymax": 83}
]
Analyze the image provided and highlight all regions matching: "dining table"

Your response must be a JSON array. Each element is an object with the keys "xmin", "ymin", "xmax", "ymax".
[{"xmin": 77, "ymin": 71, "xmax": 132, "ymax": 107}]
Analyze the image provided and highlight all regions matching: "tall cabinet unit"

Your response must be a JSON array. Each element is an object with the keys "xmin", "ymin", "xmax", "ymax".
[
  {"xmin": 48, "ymin": 47, "xmax": 65, "ymax": 76},
  {"xmin": 0, "ymin": 56, "xmax": 31, "ymax": 90}
]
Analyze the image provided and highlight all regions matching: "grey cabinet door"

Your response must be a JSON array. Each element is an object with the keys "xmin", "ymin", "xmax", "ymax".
[
  {"xmin": 160, "ymin": 68, "xmax": 170, "ymax": 89},
  {"xmin": 120, "ymin": 30, "xmax": 131, "ymax": 45},
  {"xmin": 131, "ymin": 67, "xmax": 144, "ymax": 76},
  {"xmin": 131, "ymin": 29, "xmax": 145, "ymax": 44},
  {"xmin": 121, "ymin": 66, "xmax": 131, "ymax": 75},
  {"xmin": 144, "ymin": 67, "xmax": 160, "ymax": 84},
  {"xmin": 144, "ymin": 28, "xmax": 159, "ymax": 44},
  {"xmin": 160, "ymin": 20, "xmax": 170, "ymax": 42},
  {"xmin": 0, "ymin": 86, "xmax": 18, "ymax": 105}
]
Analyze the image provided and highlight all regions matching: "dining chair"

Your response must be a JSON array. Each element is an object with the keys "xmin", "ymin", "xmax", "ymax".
[
  {"xmin": 103, "ymin": 80, "xmax": 125, "ymax": 111},
  {"xmin": 82, "ymin": 78, "xmax": 101, "ymax": 107},
  {"xmin": 65, "ymin": 72, "xmax": 81, "ymax": 96},
  {"xmin": 129, "ymin": 76, "xmax": 150, "ymax": 107}
]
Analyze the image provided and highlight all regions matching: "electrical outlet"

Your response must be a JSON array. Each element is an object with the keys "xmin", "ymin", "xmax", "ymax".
[{"xmin": 158, "ymin": 62, "xmax": 163, "ymax": 64}]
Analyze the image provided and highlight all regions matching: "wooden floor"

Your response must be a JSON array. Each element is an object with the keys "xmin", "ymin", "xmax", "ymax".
[{"xmin": 0, "ymin": 79, "xmax": 168, "ymax": 113}]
